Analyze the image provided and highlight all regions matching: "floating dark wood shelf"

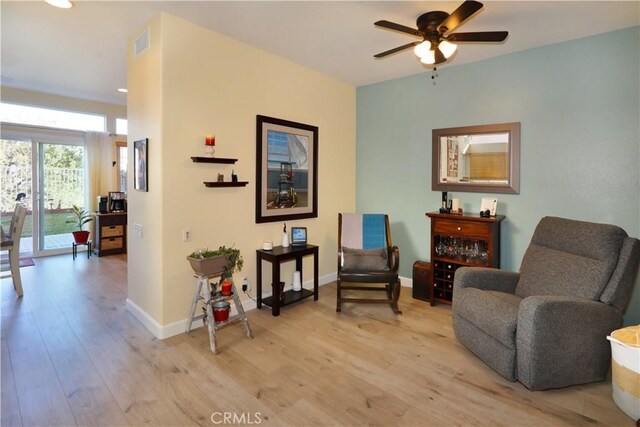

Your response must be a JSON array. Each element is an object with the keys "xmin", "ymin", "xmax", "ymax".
[
  {"xmin": 191, "ymin": 156, "xmax": 237, "ymax": 164},
  {"xmin": 203, "ymin": 181, "xmax": 249, "ymax": 188}
]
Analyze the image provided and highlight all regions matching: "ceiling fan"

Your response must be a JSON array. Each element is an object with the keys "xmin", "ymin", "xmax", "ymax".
[{"xmin": 374, "ymin": 0, "xmax": 508, "ymax": 66}]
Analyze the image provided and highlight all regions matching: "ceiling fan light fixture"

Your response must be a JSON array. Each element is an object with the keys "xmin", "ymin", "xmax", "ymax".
[
  {"xmin": 419, "ymin": 50, "xmax": 436, "ymax": 65},
  {"xmin": 414, "ymin": 41, "xmax": 431, "ymax": 58},
  {"xmin": 45, "ymin": 0, "xmax": 73, "ymax": 8},
  {"xmin": 439, "ymin": 40, "xmax": 457, "ymax": 58}
]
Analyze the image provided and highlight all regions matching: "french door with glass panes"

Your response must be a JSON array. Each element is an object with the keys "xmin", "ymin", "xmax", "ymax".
[{"xmin": 1, "ymin": 131, "xmax": 86, "ymax": 256}]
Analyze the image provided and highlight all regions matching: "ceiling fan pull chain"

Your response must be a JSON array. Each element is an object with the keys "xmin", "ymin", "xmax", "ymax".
[{"xmin": 431, "ymin": 67, "xmax": 438, "ymax": 84}]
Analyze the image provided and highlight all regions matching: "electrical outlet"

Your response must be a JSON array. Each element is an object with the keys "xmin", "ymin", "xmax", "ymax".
[
  {"xmin": 242, "ymin": 277, "xmax": 250, "ymax": 292},
  {"xmin": 133, "ymin": 223, "xmax": 143, "ymax": 238},
  {"xmin": 182, "ymin": 228, "xmax": 192, "ymax": 242}
]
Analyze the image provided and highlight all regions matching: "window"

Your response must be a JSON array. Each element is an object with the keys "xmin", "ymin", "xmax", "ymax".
[
  {"xmin": 0, "ymin": 102, "xmax": 105, "ymax": 132},
  {"xmin": 116, "ymin": 118, "xmax": 128, "ymax": 135},
  {"xmin": 116, "ymin": 141, "xmax": 128, "ymax": 192}
]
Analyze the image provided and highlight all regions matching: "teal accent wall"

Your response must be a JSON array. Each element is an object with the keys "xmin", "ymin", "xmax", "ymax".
[{"xmin": 356, "ymin": 27, "xmax": 640, "ymax": 325}]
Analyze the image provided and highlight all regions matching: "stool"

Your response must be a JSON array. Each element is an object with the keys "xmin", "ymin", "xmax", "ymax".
[{"xmin": 72, "ymin": 240, "xmax": 92, "ymax": 260}]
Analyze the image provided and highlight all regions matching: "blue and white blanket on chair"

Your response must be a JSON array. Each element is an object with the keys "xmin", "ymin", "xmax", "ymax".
[{"xmin": 341, "ymin": 213, "xmax": 387, "ymax": 249}]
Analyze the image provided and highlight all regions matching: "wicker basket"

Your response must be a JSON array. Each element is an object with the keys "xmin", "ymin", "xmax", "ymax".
[{"xmin": 607, "ymin": 325, "xmax": 640, "ymax": 421}]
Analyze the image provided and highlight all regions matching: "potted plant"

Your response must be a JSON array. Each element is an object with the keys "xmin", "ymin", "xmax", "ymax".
[
  {"xmin": 187, "ymin": 245, "xmax": 244, "ymax": 281},
  {"xmin": 67, "ymin": 204, "xmax": 93, "ymax": 244}
]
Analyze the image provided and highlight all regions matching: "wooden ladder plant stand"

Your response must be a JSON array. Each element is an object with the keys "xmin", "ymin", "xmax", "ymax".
[{"xmin": 186, "ymin": 274, "xmax": 253, "ymax": 354}]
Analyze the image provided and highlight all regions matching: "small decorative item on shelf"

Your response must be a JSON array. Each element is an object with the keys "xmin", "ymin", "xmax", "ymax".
[
  {"xmin": 480, "ymin": 198, "xmax": 498, "ymax": 216},
  {"xmin": 212, "ymin": 301, "xmax": 230, "ymax": 322},
  {"xmin": 231, "ymin": 170, "xmax": 238, "ymax": 183},
  {"xmin": 279, "ymin": 282, "xmax": 286, "ymax": 304},
  {"xmin": 282, "ymin": 223, "xmax": 289, "ymax": 248},
  {"xmin": 217, "ymin": 173, "xmax": 224, "ymax": 182},
  {"xmin": 439, "ymin": 191, "xmax": 451, "ymax": 214},
  {"xmin": 220, "ymin": 280, "xmax": 233, "ymax": 296},
  {"xmin": 205, "ymin": 135, "xmax": 216, "ymax": 157},
  {"xmin": 451, "ymin": 198, "xmax": 461, "ymax": 214},
  {"xmin": 292, "ymin": 271, "xmax": 302, "ymax": 291}
]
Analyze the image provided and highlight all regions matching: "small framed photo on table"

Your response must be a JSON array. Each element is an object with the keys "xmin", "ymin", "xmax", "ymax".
[{"xmin": 480, "ymin": 198, "xmax": 498, "ymax": 216}]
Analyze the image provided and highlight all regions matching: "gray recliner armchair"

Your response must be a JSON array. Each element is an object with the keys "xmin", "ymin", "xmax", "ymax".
[{"xmin": 452, "ymin": 216, "xmax": 640, "ymax": 390}]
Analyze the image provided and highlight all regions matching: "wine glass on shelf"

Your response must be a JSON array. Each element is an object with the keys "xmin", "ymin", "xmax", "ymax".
[
  {"xmin": 480, "ymin": 241, "xmax": 488, "ymax": 262},
  {"xmin": 470, "ymin": 241, "xmax": 480, "ymax": 260},
  {"xmin": 446, "ymin": 236, "xmax": 456, "ymax": 257},
  {"xmin": 436, "ymin": 237, "xmax": 446, "ymax": 256}
]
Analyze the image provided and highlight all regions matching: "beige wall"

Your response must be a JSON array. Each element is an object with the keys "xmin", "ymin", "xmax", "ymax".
[
  {"xmin": 128, "ymin": 13, "xmax": 356, "ymax": 329},
  {"xmin": 127, "ymin": 15, "xmax": 165, "ymax": 322}
]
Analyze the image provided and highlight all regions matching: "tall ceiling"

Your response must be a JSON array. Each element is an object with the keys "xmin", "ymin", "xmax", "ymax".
[{"xmin": 1, "ymin": 1, "xmax": 638, "ymax": 106}]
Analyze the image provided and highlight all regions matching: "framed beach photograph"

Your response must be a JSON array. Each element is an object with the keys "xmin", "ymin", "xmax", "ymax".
[
  {"xmin": 255, "ymin": 115, "xmax": 318, "ymax": 224},
  {"xmin": 134, "ymin": 138, "xmax": 148, "ymax": 192}
]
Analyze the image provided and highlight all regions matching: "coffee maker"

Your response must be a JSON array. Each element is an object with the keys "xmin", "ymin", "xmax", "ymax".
[
  {"xmin": 108, "ymin": 192, "xmax": 126, "ymax": 213},
  {"xmin": 97, "ymin": 196, "xmax": 108, "ymax": 213}
]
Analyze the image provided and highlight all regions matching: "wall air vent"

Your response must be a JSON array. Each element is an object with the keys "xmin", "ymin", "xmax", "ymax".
[{"xmin": 134, "ymin": 29, "xmax": 150, "ymax": 56}]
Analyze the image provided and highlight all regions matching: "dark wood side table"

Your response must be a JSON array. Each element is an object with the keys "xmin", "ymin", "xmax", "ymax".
[
  {"xmin": 256, "ymin": 244, "xmax": 319, "ymax": 316},
  {"xmin": 94, "ymin": 212, "xmax": 127, "ymax": 256}
]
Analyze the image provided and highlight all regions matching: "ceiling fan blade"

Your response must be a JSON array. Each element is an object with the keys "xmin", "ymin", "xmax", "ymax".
[
  {"xmin": 374, "ymin": 20, "xmax": 423, "ymax": 37},
  {"xmin": 434, "ymin": 47, "xmax": 446, "ymax": 64},
  {"xmin": 374, "ymin": 41, "xmax": 421, "ymax": 58},
  {"xmin": 447, "ymin": 31, "xmax": 508, "ymax": 42},
  {"xmin": 437, "ymin": 0, "xmax": 484, "ymax": 34}
]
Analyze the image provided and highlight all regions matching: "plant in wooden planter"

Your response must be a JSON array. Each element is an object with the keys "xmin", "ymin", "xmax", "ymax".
[
  {"xmin": 187, "ymin": 246, "xmax": 244, "ymax": 281},
  {"xmin": 66, "ymin": 204, "xmax": 94, "ymax": 244}
]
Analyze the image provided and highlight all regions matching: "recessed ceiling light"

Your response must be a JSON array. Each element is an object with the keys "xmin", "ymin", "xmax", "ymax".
[
  {"xmin": 117, "ymin": 88, "xmax": 128, "ymax": 93},
  {"xmin": 45, "ymin": 0, "xmax": 73, "ymax": 9}
]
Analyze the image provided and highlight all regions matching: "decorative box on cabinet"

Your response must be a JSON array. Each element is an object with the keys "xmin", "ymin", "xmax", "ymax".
[
  {"xmin": 426, "ymin": 212, "xmax": 504, "ymax": 306},
  {"xmin": 94, "ymin": 213, "xmax": 127, "ymax": 256},
  {"xmin": 412, "ymin": 261, "xmax": 432, "ymax": 302}
]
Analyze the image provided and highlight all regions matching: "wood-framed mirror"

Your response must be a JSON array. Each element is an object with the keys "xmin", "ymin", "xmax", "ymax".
[{"xmin": 432, "ymin": 122, "xmax": 520, "ymax": 194}]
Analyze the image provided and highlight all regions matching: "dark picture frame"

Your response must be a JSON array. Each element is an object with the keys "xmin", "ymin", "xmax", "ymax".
[
  {"xmin": 255, "ymin": 115, "xmax": 318, "ymax": 223},
  {"xmin": 134, "ymin": 138, "xmax": 148, "ymax": 192}
]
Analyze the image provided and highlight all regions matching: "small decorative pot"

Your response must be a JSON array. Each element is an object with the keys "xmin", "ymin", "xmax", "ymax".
[
  {"xmin": 72, "ymin": 230, "xmax": 90, "ymax": 244},
  {"xmin": 212, "ymin": 301, "xmax": 230, "ymax": 322},
  {"xmin": 187, "ymin": 255, "xmax": 226, "ymax": 276},
  {"xmin": 220, "ymin": 280, "xmax": 232, "ymax": 296}
]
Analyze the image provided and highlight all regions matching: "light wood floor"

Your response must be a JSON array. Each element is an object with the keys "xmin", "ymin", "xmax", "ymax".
[{"xmin": 1, "ymin": 254, "xmax": 633, "ymax": 426}]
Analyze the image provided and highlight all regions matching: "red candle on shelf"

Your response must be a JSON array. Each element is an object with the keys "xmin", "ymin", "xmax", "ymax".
[
  {"xmin": 220, "ymin": 280, "xmax": 232, "ymax": 296},
  {"xmin": 205, "ymin": 135, "xmax": 216, "ymax": 146}
]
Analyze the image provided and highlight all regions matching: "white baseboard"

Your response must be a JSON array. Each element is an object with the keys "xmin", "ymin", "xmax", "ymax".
[
  {"xmin": 400, "ymin": 275, "xmax": 412, "ymax": 287},
  {"xmin": 125, "ymin": 298, "xmax": 173, "ymax": 339},
  {"xmin": 126, "ymin": 271, "xmax": 338, "ymax": 340}
]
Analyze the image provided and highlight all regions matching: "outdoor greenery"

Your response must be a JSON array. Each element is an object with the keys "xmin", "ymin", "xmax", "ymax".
[
  {"xmin": 0, "ymin": 211, "xmax": 77, "ymax": 238},
  {"xmin": 1, "ymin": 139, "xmax": 84, "ymax": 213}
]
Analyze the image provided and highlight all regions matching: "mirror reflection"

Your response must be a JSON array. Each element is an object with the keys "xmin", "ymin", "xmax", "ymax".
[
  {"xmin": 432, "ymin": 122, "xmax": 520, "ymax": 194},
  {"xmin": 439, "ymin": 132, "xmax": 509, "ymax": 184}
]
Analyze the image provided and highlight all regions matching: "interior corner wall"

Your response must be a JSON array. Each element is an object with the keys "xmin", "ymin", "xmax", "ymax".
[
  {"xmin": 128, "ymin": 13, "xmax": 355, "ymax": 332},
  {"xmin": 127, "ymin": 14, "xmax": 165, "ymax": 324},
  {"xmin": 356, "ymin": 26, "xmax": 640, "ymax": 325}
]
